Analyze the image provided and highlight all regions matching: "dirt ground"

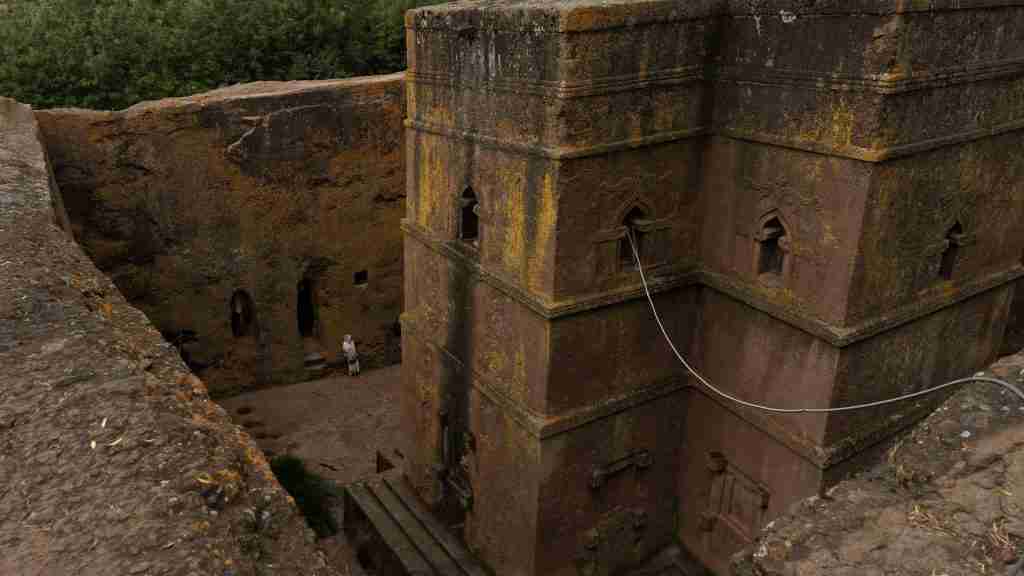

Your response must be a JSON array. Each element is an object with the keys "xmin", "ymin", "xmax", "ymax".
[
  {"xmin": 734, "ymin": 352, "xmax": 1024, "ymax": 576},
  {"xmin": 216, "ymin": 365, "xmax": 403, "ymax": 488},
  {"xmin": 215, "ymin": 366, "xmax": 404, "ymax": 575},
  {"xmin": 213, "ymin": 358, "xmax": 1024, "ymax": 576}
]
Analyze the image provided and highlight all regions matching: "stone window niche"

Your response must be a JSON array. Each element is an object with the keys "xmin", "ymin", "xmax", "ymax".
[
  {"xmin": 619, "ymin": 207, "xmax": 649, "ymax": 271},
  {"xmin": 230, "ymin": 290, "xmax": 255, "ymax": 338},
  {"xmin": 458, "ymin": 187, "xmax": 480, "ymax": 245},
  {"xmin": 939, "ymin": 221, "xmax": 965, "ymax": 281},
  {"xmin": 757, "ymin": 217, "xmax": 788, "ymax": 279},
  {"xmin": 354, "ymin": 270, "xmax": 368, "ymax": 287}
]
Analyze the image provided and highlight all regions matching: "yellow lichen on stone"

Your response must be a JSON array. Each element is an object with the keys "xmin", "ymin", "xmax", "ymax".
[
  {"xmin": 485, "ymin": 349, "xmax": 506, "ymax": 377},
  {"xmin": 528, "ymin": 170, "xmax": 557, "ymax": 293},
  {"xmin": 612, "ymin": 411, "xmax": 635, "ymax": 456},
  {"xmin": 653, "ymin": 93, "xmax": 677, "ymax": 133},
  {"xmin": 822, "ymin": 222, "xmax": 840, "ymax": 247},
  {"xmin": 829, "ymin": 97, "xmax": 856, "ymax": 147},
  {"xmin": 496, "ymin": 118, "xmax": 520, "ymax": 144},
  {"xmin": 214, "ymin": 469, "xmax": 243, "ymax": 501},
  {"xmin": 513, "ymin": 345, "xmax": 528, "ymax": 404},
  {"xmin": 418, "ymin": 137, "xmax": 441, "ymax": 229},
  {"xmin": 502, "ymin": 163, "xmax": 526, "ymax": 280},
  {"xmin": 803, "ymin": 156, "xmax": 824, "ymax": 186},
  {"xmin": 192, "ymin": 520, "xmax": 211, "ymax": 534},
  {"xmin": 793, "ymin": 96, "xmax": 855, "ymax": 150}
]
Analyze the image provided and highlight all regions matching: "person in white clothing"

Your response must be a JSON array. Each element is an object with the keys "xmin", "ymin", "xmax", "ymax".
[{"xmin": 342, "ymin": 334, "xmax": 360, "ymax": 376}]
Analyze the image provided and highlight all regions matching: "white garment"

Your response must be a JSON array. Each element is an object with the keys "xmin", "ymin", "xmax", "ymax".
[{"xmin": 342, "ymin": 339, "xmax": 358, "ymax": 362}]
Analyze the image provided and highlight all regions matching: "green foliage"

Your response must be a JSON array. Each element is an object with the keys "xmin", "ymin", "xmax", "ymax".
[
  {"xmin": 270, "ymin": 454, "xmax": 339, "ymax": 538},
  {"xmin": 0, "ymin": 0, "xmax": 442, "ymax": 110}
]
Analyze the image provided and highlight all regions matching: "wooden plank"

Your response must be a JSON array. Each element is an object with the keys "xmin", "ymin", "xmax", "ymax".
[
  {"xmin": 383, "ymin": 473, "xmax": 492, "ymax": 576},
  {"xmin": 346, "ymin": 483, "xmax": 434, "ymax": 576},
  {"xmin": 371, "ymin": 479, "xmax": 462, "ymax": 575}
]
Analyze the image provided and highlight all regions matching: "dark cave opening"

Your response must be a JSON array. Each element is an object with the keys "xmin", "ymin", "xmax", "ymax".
[
  {"xmin": 297, "ymin": 279, "xmax": 317, "ymax": 338},
  {"xmin": 230, "ymin": 289, "xmax": 255, "ymax": 337}
]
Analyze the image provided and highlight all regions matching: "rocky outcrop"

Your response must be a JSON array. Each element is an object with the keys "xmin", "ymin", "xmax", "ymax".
[
  {"xmin": 0, "ymin": 97, "xmax": 338, "ymax": 575},
  {"xmin": 732, "ymin": 355, "xmax": 1024, "ymax": 576},
  {"xmin": 36, "ymin": 76, "xmax": 406, "ymax": 395}
]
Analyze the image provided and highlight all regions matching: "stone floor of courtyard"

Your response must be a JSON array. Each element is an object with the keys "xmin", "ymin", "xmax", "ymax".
[
  {"xmin": 216, "ymin": 366, "xmax": 403, "ymax": 575},
  {"xmin": 217, "ymin": 365, "xmax": 403, "ymax": 488},
  {"xmin": 214, "ymin": 348, "xmax": 1024, "ymax": 576}
]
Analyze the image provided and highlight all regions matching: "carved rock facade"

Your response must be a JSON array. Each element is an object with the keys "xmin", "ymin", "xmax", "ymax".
[
  {"xmin": 399, "ymin": 2, "xmax": 1024, "ymax": 575},
  {"xmin": 37, "ymin": 76, "xmax": 406, "ymax": 395}
]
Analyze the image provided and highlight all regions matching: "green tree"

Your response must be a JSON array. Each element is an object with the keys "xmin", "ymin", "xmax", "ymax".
[{"xmin": 0, "ymin": 0, "xmax": 444, "ymax": 110}]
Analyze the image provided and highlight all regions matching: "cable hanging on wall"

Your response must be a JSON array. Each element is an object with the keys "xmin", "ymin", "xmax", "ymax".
[{"xmin": 625, "ymin": 231, "xmax": 1024, "ymax": 414}]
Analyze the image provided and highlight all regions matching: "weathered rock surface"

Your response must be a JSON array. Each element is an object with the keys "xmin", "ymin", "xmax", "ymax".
[
  {"xmin": 401, "ymin": 1, "xmax": 1024, "ymax": 574},
  {"xmin": 1003, "ymin": 280, "xmax": 1024, "ymax": 356},
  {"xmin": 36, "ymin": 76, "xmax": 406, "ymax": 396},
  {"xmin": 0, "ymin": 97, "xmax": 339, "ymax": 575},
  {"xmin": 733, "ymin": 355, "xmax": 1024, "ymax": 576}
]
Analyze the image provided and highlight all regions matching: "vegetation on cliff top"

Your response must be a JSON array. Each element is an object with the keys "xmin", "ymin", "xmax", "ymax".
[
  {"xmin": 0, "ymin": 0, "xmax": 440, "ymax": 110},
  {"xmin": 270, "ymin": 455, "xmax": 340, "ymax": 538}
]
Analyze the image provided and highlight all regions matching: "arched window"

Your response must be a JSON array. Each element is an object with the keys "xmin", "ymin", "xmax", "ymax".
[
  {"xmin": 939, "ymin": 221, "xmax": 964, "ymax": 280},
  {"xmin": 619, "ymin": 207, "xmax": 648, "ymax": 270},
  {"xmin": 757, "ymin": 217, "xmax": 787, "ymax": 277},
  {"xmin": 230, "ymin": 290, "xmax": 255, "ymax": 337},
  {"xmin": 459, "ymin": 187, "xmax": 479, "ymax": 244}
]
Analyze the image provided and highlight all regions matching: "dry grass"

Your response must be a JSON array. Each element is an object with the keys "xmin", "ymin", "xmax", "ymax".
[{"xmin": 908, "ymin": 503, "xmax": 955, "ymax": 536}]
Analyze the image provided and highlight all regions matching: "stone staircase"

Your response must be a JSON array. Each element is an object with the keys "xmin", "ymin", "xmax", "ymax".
[
  {"xmin": 342, "ymin": 470, "xmax": 696, "ymax": 576},
  {"xmin": 343, "ymin": 471, "xmax": 490, "ymax": 576},
  {"xmin": 303, "ymin": 350, "xmax": 329, "ymax": 378}
]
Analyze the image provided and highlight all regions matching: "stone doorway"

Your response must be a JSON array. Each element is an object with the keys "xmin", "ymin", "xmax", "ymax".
[
  {"xmin": 437, "ymin": 391, "xmax": 475, "ymax": 534},
  {"xmin": 297, "ymin": 278, "xmax": 317, "ymax": 338},
  {"xmin": 297, "ymin": 276, "xmax": 328, "ymax": 376}
]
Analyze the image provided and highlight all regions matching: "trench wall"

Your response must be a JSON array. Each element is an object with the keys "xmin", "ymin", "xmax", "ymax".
[
  {"xmin": 0, "ymin": 97, "xmax": 335, "ymax": 575},
  {"xmin": 37, "ymin": 75, "xmax": 406, "ymax": 395}
]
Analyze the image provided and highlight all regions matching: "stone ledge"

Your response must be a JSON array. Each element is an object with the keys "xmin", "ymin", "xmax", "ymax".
[
  {"xmin": 718, "ymin": 118, "xmax": 1024, "ymax": 163},
  {"xmin": 405, "ymin": 118, "xmax": 708, "ymax": 161},
  {"xmin": 718, "ymin": 57, "xmax": 1024, "ymax": 95},
  {"xmin": 407, "ymin": 0, "xmax": 1024, "ymax": 33},
  {"xmin": 400, "ymin": 320, "xmax": 689, "ymax": 440},
  {"xmin": 403, "ymin": 219, "xmax": 1024, "ymax": 348},
  {"xmin": 0, "ymin": 96, "xmax": 337, "ymax": 575}
]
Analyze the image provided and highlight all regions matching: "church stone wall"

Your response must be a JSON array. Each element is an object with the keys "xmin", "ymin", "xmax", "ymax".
[
  {"xmin": 682, "ymin": 4, "xmax": 1024, "ymax": 572},
  {"xmin": 850, "ymin": 132, "xmax": 1024, "ymax": 323},
  {"xmin": 402, "ymin": 2, "xmax": 1024, "ymax": 576},
  {"xmin": 698, "ymin": 137, "xmax": 873, "ymax": 326}
]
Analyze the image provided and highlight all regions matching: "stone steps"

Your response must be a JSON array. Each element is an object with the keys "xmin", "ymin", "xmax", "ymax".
[
  {"xmin": 343, "ymin": 471, "xmax": 490, "ymax": 576},
  {"xmin": 304, "ymin": 351, "xmax": 329, "ymax": 377},
  {"xmin": 627, "ymin": 546, "xmax": 697, "ymax": 576}
]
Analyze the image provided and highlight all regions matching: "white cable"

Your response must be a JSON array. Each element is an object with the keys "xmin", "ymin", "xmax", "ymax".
[{"xmin": 626, "ymin": 231, "xmax": 1024, "ymax": 413}]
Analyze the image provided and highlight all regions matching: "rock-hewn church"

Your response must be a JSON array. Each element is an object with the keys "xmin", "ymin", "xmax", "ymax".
[{"xmin": 396, "ymin": 1, "xmax": 1024, "ymax": 574}]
